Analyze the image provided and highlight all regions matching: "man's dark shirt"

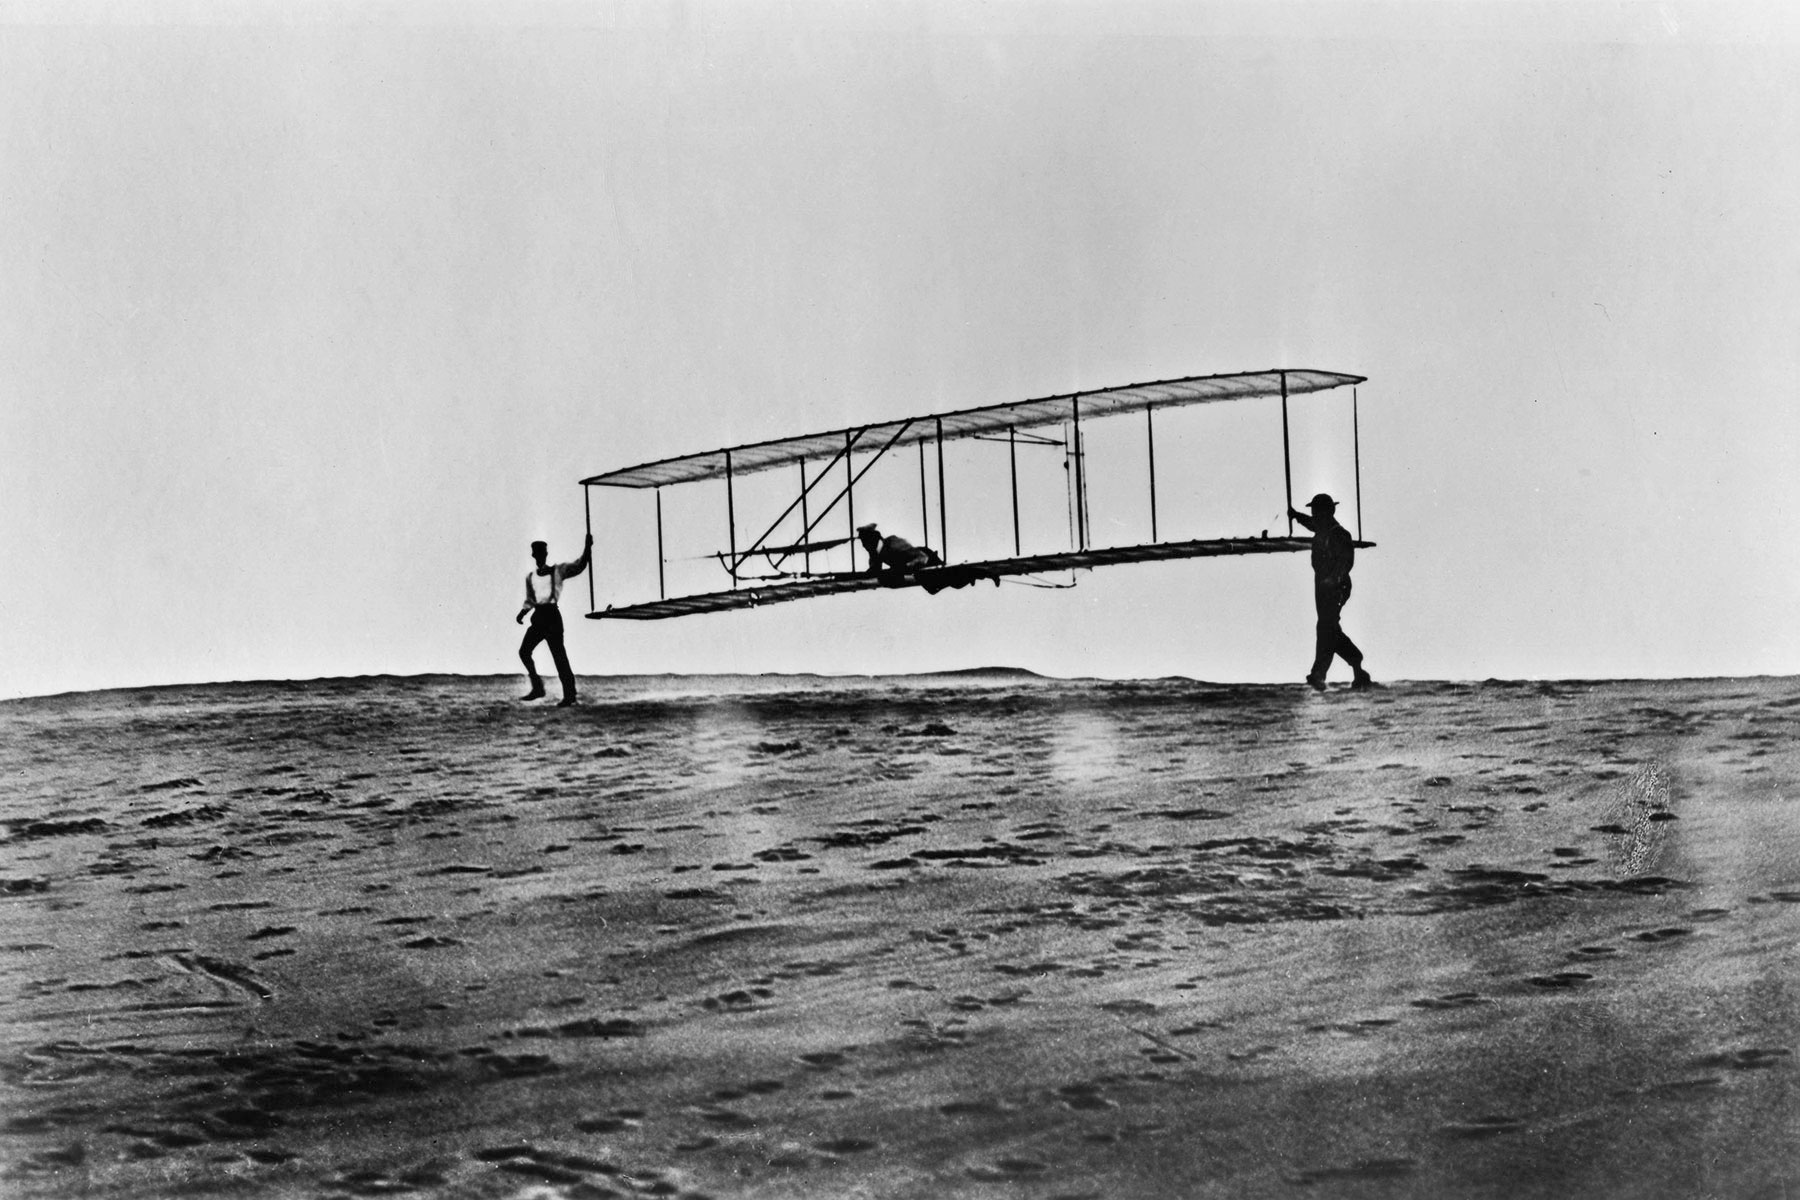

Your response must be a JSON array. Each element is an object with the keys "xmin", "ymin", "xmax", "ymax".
[{"xmin": 1294, "ymin": 512, "xmax": 1354, "ymax": 587}]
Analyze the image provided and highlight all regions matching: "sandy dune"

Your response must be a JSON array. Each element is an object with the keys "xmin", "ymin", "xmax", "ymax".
[{"xmin": 3, "ymin": 673, "xmax": 1798, "ymax": 1198}]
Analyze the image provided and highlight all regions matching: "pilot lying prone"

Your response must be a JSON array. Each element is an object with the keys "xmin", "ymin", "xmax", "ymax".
[{"xmin": 857, "ymin": 524, "xmax": 997, "ymax": 594}]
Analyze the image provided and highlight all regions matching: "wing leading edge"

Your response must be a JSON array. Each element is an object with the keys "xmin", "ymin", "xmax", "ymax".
[
  {"xmin": 583, "ymin": 368, "xmax": 1365, "ymax": 490},
  {"xmin": 586, "ymin": 535, "xmax": 1375, "ymax": 620}
]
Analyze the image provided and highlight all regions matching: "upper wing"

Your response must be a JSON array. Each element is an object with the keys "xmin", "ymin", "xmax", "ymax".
[{"xmin": 582, "ymin": 368, "xmax": 1364, "ymax": 489}]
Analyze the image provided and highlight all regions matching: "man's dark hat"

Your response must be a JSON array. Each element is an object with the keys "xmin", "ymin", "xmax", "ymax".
[
  {"xmin": 1306, "ymin": 493, "xmax": 1337, "ymax": 511},
  {"xmin": 530, "ymin": 540, "xmax": 548, "ymax": 552}
]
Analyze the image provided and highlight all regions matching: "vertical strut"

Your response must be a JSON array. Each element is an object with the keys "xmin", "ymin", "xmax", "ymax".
[
  {"xmin": 918, "ymin": 442, "xmax": 930, "ymax": 551},
  {"xmin": 655, "ymin": 487, "xmax": 665, "ymax": 600},
  {"xmin": 1071, "ymin": 396, "xmax": 1086, "ymax": 550},
  {"xmin": 1146, "ymin": 407, "xmax": 1158, "ymax": 543},
  {"xmin": 584, "ymin": 484, "xmax": 595, "ymax": 612},
  {"xmin": 725, "ymin": 450, "xmax": 737, "ymax": 590},
  {"xmin": 1009, "ymin": 427, "xmax": 1020, "ymax": 556},
  {"xmin": 1279, "ymin": 371, "xmax": 1294, "ymax": 537},
  {"xmin": 935, "ymin": 417, "xmax": 947, "ymax": 561},
  {"xmin": 799, "ymin": 461, "xmax": 811, "ymax": 575},
  {"xmin": 845, "ymin": 432, "xmax": 856, "ymax": 573},
  {"xmin": 1353, "ymin": 386, "xmax": 1363, "ymax": 541}
]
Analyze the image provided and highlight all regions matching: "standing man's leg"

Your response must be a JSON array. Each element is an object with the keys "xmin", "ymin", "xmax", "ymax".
[
  {"xmin": 519, "ymin": 616, "xmax": 547, "ymax": 699},
  {"xmin": 1310, "ymin": 585, "xmax": 1340, "ymax": 687},
  {"xmin": 542, "ymin": 608, "xmax": 577, "ymax": 705},
  {"xmin": 1331, "ymin": 585, "xmax": 1372, "ymax": 687}
]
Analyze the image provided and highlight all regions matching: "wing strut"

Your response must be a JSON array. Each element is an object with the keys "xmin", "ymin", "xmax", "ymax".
[
  {"xmin": 1354, "ymin": 386, "xmax": 1364, "ymax": 541},
  {"xmin": 1146, "ymin": 407, "xmax": 1159, "ymax": 542},
  {"xmin": 935, "ymin": 417, "xmax": 948, "ymax": 561},
  {"xmin": 1280, "ymin": 371, "xmax": 1294, "ymax": 537},
  {"xmin": 1009, "ymin": 427, "xmax": 1020, "ymax": 556},
  {"xmin": 725, "ymin": 449, "xmax": 737, "ymax": 590},
  {"xmin": 584, "ymin": 484, "xmax": 595, "ymax": 612}
]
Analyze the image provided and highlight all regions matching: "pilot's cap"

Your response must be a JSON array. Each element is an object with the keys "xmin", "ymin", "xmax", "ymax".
[
  {"xmin": 1306, "ymin": 494, "xmax": 1337, "ymax": 512},
  {"xmin": 530, "ymin": 540, "xmax": 548, "ymax": 552}
]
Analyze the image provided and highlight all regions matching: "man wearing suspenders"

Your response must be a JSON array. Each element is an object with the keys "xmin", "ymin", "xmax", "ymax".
[{"xmin": 516, "ymin": 535, "xmax": 592, "ymax": 706}]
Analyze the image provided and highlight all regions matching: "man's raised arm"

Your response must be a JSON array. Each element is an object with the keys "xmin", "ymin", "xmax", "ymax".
[{"xmin": 561, "ymin": 534, "xmax": 594, "ymax": 581}]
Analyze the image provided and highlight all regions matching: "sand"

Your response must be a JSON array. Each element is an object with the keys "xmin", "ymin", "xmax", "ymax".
[{"xmin": 3, "ymin": 672, "xmax": 1799, "ymax": 1198}]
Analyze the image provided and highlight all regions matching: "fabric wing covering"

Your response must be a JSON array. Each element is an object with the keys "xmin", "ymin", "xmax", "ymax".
[{"xmin": 582, "ymin": 368, "xmax": 1364, "ymax": 489}]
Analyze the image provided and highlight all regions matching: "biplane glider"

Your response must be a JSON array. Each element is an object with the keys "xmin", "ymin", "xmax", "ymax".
[{"xmin": 578, "ymin": 368, "xmax": 1372, "ymax": 621}]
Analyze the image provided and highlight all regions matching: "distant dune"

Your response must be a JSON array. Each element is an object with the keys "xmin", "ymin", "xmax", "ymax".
[{"xmin": 2, "ymin": 675, "xmax": 1798, "ymax": 1198}]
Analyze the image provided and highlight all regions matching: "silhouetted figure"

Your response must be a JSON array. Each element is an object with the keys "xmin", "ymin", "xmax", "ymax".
[
  {"xmin": 516, "ymin": 536, "xmax": 592, "ymax": 706},
  {"xmin": 857, "ymin": 524, "xmax": 942, "ymax": 578},
  {"xmin": 1289, "ymin": 494, "xmax": 1373, "ymax": 692}
]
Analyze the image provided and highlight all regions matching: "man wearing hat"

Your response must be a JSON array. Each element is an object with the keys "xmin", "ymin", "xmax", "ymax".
[
  {"xmin": 516, "ymin": 534, "xmax": 592, "ymax": 706},
  {"xmin": 1288, "ymin": 494, "xmax": 1373, "ymax": 691}
]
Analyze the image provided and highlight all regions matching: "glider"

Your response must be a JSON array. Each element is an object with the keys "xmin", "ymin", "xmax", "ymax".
[{"xmin": 578, "ymin": 368, "xmax": 1373, "ymax": 620}]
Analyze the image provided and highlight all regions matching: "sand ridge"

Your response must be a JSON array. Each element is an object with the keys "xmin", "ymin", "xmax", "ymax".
[{"xmin": 2, "ymin": 674, "xmax": 1798, "ymax": 1197}]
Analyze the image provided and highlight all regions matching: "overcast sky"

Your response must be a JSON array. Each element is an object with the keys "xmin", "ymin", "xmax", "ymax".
[{"xmin": 3, "ymin": 1, "xmax": 1796, "ymax": 699}]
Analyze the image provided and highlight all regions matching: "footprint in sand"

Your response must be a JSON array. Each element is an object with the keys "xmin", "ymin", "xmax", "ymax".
[
  {"xmin": 1692, "ymin": 1047, "xmax": 1791, "ymax": 1070},
  {"xmin": 1056, "ymin": 1082, "xmax": 1116, "ymax": 1111},
  {"xmin": 1570, "ymin": 945, "xmax": 1620, "ymax": 959},
  {"xmin": 1411, "ymin": 992, "xmax": 1488, "ymax": 1010},
  {"xmin": 1630, "ymin": 927, "xmax": 1694, "ymax": 944},
  {"xmin": 1525, "ymin": 971, "xmax": 1593, "ymax": 990},
  {"xmin": 701, "ymin": 986, "xmax": 774, "ymax": 1011},
  {"xmin": 1440, "ymin": 1114, "xmax": 1527, "ymax": 1139},
  {"xmin": 473, "ymin": 1144, "xmax": 625, "ymax": 1186},
  {"xmin": 1289, "ymin": 1158, "xmax": 1418, "ymax": 1185},
  {"xmin": 798, "ymin": 1049, "xmax": 853, "ymax": 1070},
  {"xmin": 1309, "ymin": 1018, "xmax": 1401, "ymax": 1038},
  {"xmin": 1630, "ymin": 1076, "xmax": 1726, "ymax": 1100}
]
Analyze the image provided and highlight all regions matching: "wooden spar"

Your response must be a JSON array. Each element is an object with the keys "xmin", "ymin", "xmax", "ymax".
[
  {"xmin": 655, "ymin": 488, "xmax": 665, "ymax": 600},
  {"xmin": 1072, "ymin": 396, "xmax": 1086, "ymax": 551},
  {"xmin": 1280, "ymin": 371, "xmax": 1293, "ymax": 537},
  {"xmin": 799, "ymin": 461, "xmax": 810, "ymax": 575},
  {"xmin": 918, "ymin": 441, "xmax": 930, "ymax": 551},
  {"xmin": 766, "ymin": 422, "xmax": 911, "ymax": 567},
  {"xmin": 584, "ymin": 484, "xmax": 595, "ymax": 612},
  {"xmin": 1354, "ymin": 386, "xmax": 1364, "ymax": 541},
  {"xmin": 752, "ymin": 432, "xmax": 861, "ymax": 572},
  {"xmin": 725, "ymin": 450, "xmax": 737, "ymax": 590},
  {"xmin": 1146, "ymin": 407, "xmax": 1158, "ymax": 543},
  {"xmin": 1009, "ymin": 427, "xmax": 1020, "ymax": 556},
  {"xmin": 935, "ymin": 417, "xmax": 947, "ymax": 562},
  {"xmin": 845, "ymin": 432, "xmax": 855, "ymax": 573},
  {"xmin": 588, "ymin": 533, "xmax": 1373, "ymax": 622}
]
